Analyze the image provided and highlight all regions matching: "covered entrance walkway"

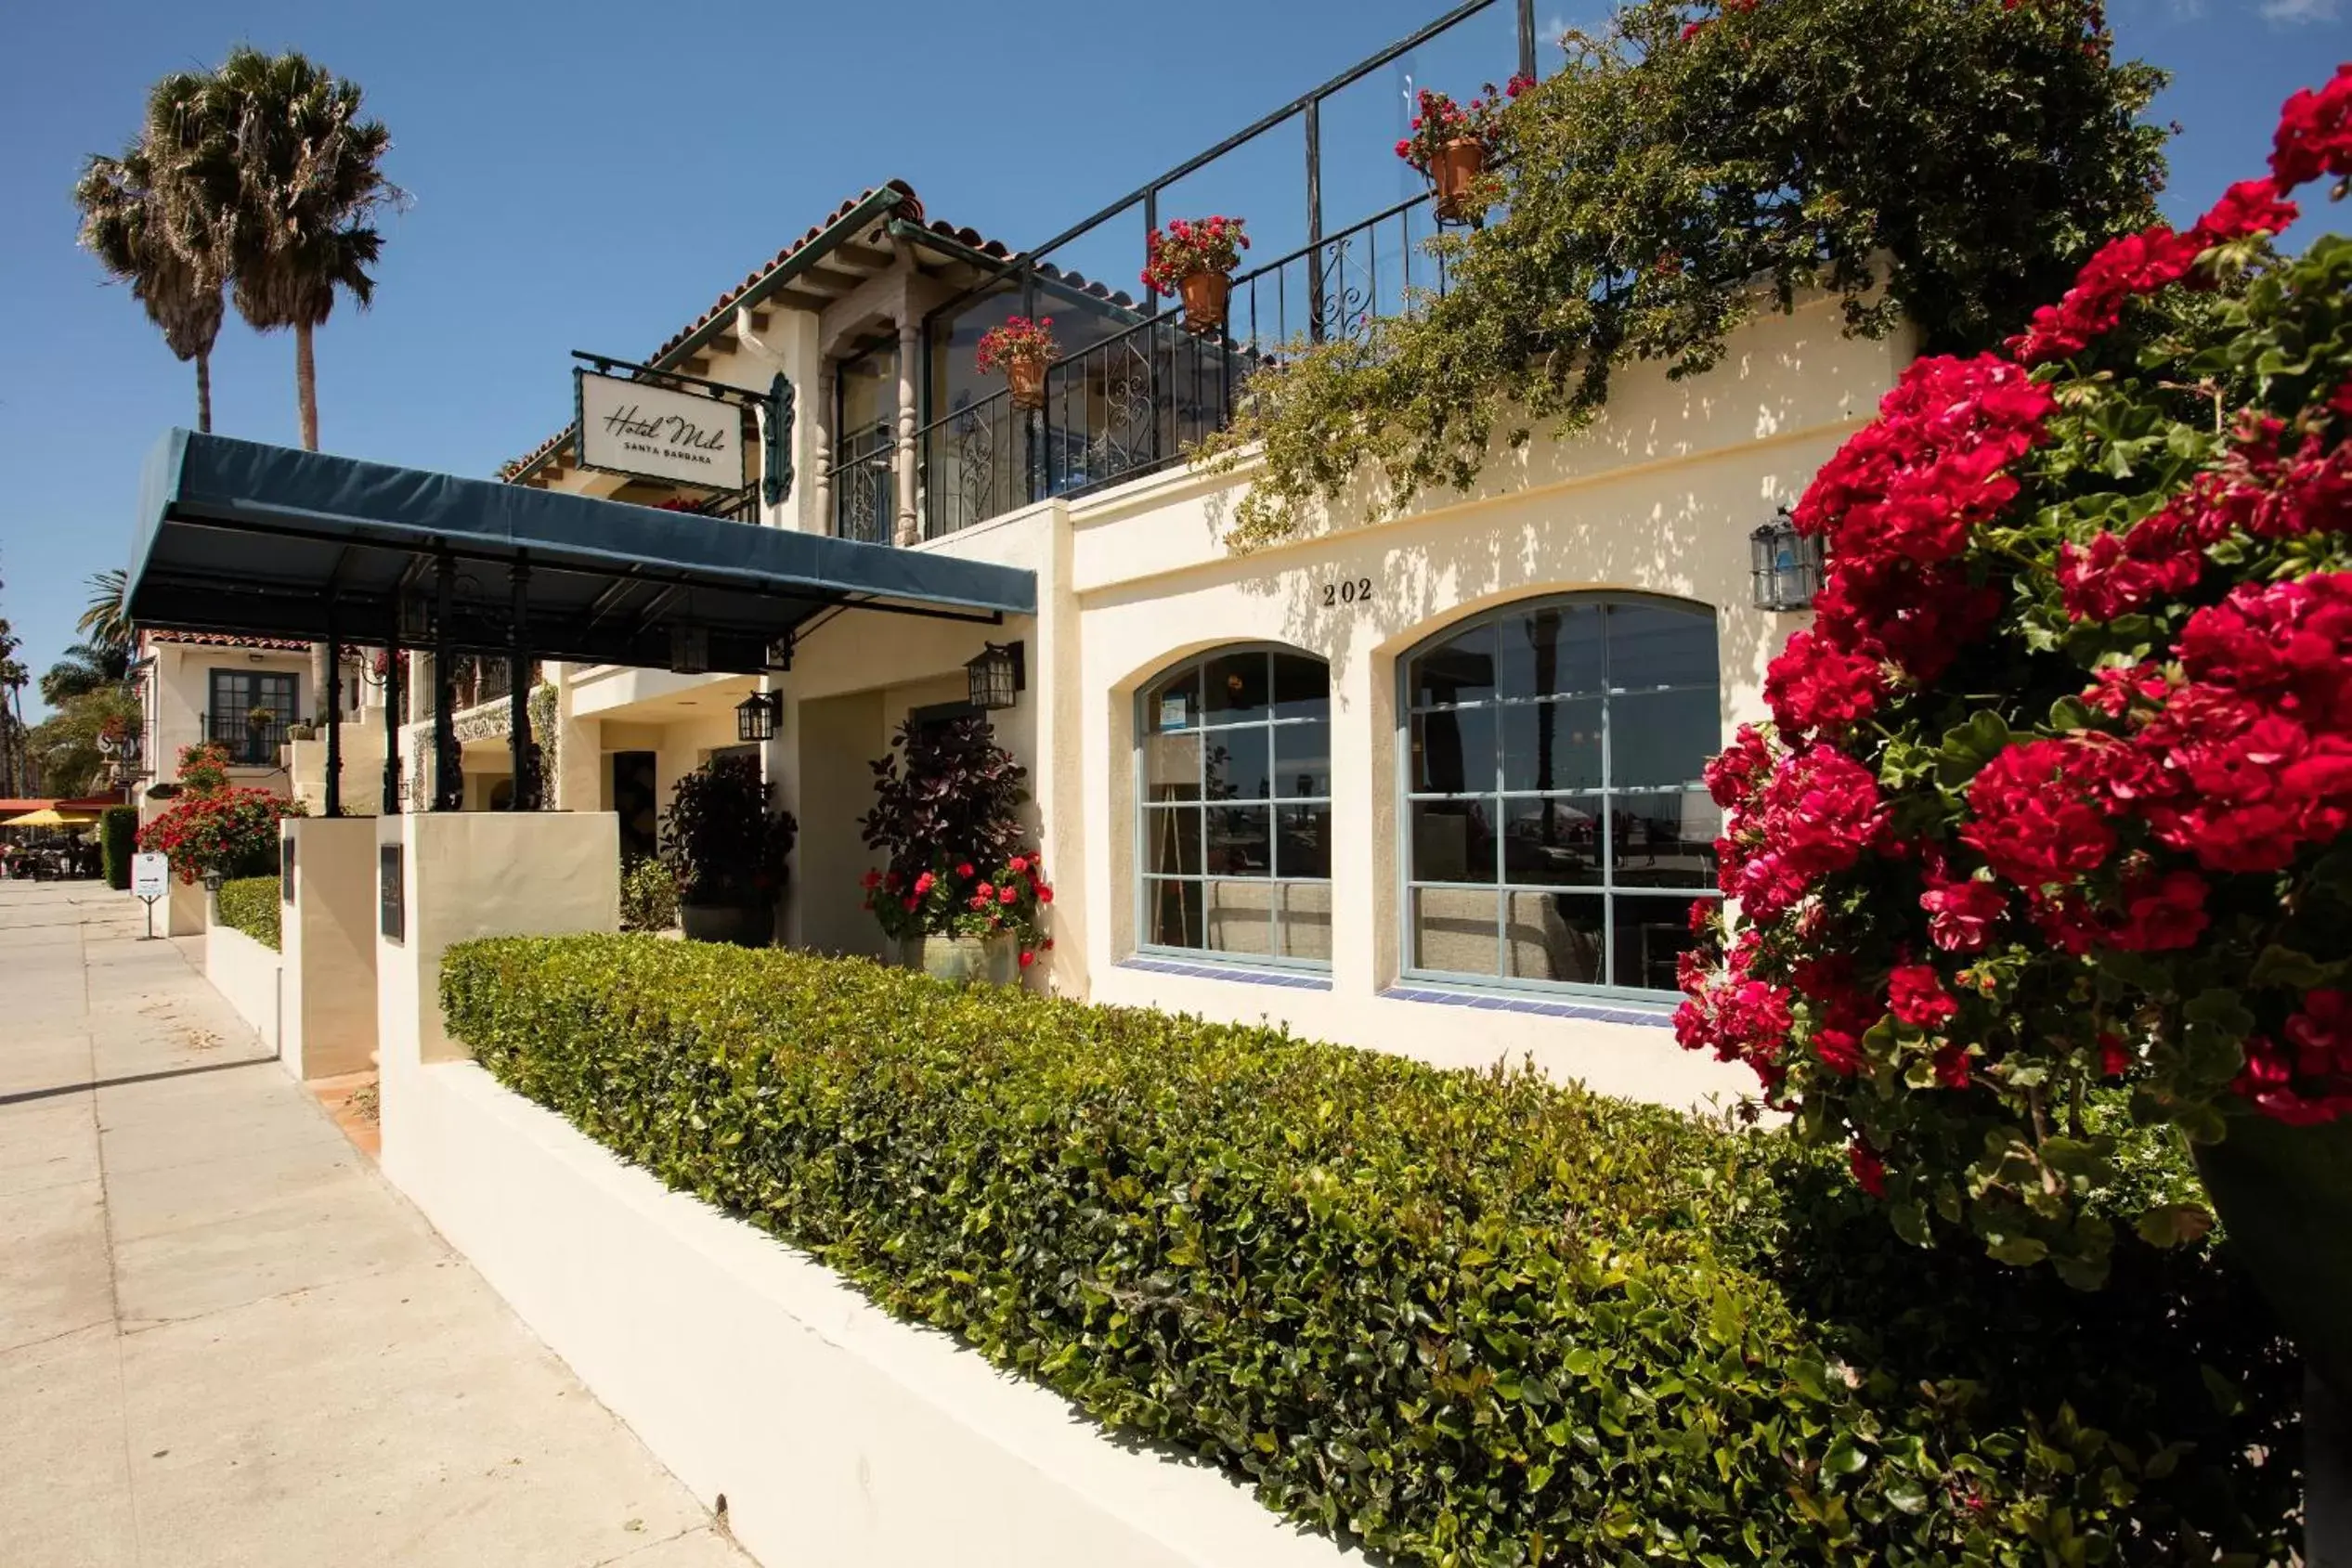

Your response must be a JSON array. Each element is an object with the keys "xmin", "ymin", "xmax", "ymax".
[{"xmin": 126, "ymin": 429, "xmax": 1035, "ymax": 815}]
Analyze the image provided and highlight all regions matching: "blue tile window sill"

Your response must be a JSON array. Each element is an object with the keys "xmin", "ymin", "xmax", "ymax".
[
  {"xmin": 1118, "ymin": 957, "xmax": 1332, "ymax": 991},
  {"xmin": 1381, "ymin": 985, "xmax": 1675, "ymax": 1029}
]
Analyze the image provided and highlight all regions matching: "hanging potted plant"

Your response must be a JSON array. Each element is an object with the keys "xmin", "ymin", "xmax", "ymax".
[
  {"xmin": 860, "ymin": 715, "xmax": 1043, "ymax": 985},
  {"xmin": 1142, "ymin": 216, "xmax": 1249, "ymax": 336},
  {"xmin": 1395, "ymin": 76, "xmax": 1528, "ymax": 223},
  {"xmin": 659, "ymin": 754, "xmax": 798, "ymax": 948},
  {"xmin": 975, "ymin": 316, "xmax": 1059, "ymax": 411}
]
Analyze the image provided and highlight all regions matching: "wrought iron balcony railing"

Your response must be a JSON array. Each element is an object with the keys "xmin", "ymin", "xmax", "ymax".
[
  {"xmin": 917, "ymin": 192, "xmax": 1455, "ymax": 538},
  {"xmin": 832, "ymin": 424, "xmax": 896, "ymax": 544},
  {"xmin": 201, "ymin": 713, "xmax": 289, "ymax": 767}
]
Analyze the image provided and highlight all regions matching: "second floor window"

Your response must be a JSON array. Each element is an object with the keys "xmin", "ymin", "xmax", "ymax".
[{"xmin": 209, "ymin": 669, "xmax": 298, "ymax": 765}]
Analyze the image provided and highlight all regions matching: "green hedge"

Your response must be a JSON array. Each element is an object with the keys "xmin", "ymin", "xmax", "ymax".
[
  {"xmin": 100, "ymin": 806, "xmax": 137, "ymax": 891},
  {"xmin": 441, "ymin": 938, "xmax": 2300, "ymax": 1564},
  {"xmin": 214, "ymin": 875, "xmax": 279, "ymax": 952}
]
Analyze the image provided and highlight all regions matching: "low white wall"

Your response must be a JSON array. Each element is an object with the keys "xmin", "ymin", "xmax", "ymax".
[
  {"xmin": 280, "ymin": 817, "xmax": 379, "ymax": 1081},
  {"xmin": 203, "ymin": 923, "xmax": 281, "ymax": 1051},
  {"xmin": 392, "ymin": 1061, "xmax": 1356, "ymax": 1568}
]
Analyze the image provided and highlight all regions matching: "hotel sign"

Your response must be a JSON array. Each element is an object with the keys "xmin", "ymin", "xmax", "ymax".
[{"xmin": 576, "ymin": 369, "xmax": 751, "ymax": 490}]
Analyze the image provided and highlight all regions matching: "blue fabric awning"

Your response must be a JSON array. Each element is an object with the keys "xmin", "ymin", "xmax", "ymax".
[{"xmin": 126, "ymin": 430, "xmax": 1035, "ymax": 672}]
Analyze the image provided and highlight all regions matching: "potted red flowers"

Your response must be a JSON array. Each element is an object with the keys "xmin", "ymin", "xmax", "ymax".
[
  {"xmin": 1395, "ymin": 77, "xmax": 1529, "ymax": 223},
  {"xmin": 1141, "ymin": 216, "xmax": 1249, "ymax": 335},
  {"xmin": 975, "ymin": 315, "xmax": 1059, "ymax": 411}
]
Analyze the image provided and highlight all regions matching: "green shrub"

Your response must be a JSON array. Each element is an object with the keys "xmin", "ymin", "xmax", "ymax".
[
  {"xmin": 618, "ymin": 856, "xmax": 680, "ymax": 934},
  {"xmin": 442, "ymin": 937, "xmax": 2299, "ymax": 1564},
  {"xmin": 100, "ymin": 805, "xmax": 137, "ymax": 890},
  {"xmin": 214, "ymin": 875, "xmax": 279, "ymax": 952}
]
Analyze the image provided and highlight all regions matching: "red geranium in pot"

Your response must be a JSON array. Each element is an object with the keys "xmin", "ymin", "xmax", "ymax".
[
  {"xmin": 1141, "ymin": 216, "xmax": 1248, "ymax": 336},
  {"xmin": 1395, "ymin": 76, "xmax": 1529, "ymax": 223},
  {"xmin": 975, "ymin": 315, "xmax": 1059, "ymax": 411}
]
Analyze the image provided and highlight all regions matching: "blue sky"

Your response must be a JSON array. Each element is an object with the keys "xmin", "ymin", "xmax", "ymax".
[{"xmin": 0, "ymin": 0, "xmax": 2341, "ymax": 717}]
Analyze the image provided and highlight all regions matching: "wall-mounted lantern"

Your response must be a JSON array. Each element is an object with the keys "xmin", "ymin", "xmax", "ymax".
[
  {"xmin": 1750, "ymin": 508, "xmax": 1824, "ymax": 612},
  {"xmin": 966, "ymin": 641, "xmax": 1026, "ymax": 712},
  {"xmin": 735, "ymin": 691, "xmax": 783, "ymax": 743}
]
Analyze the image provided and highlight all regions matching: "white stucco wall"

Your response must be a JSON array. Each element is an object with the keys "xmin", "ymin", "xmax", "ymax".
[
  {"xmin": 279, "ymin": 817, "xmax": 379, "ymax": 1082},
  {"xmin": 537, "ymin": 294, "xmax": 1903, "ymax": 1113},
  {"xmin": 203, "ymin": 921, "xmax": 281, "ymax": 1051},
  {"xmin": 1051, "ymin": 295, "xmax": 1898, "ymax": 1108},
  {"xmin": 142, "ymin": 639, "xmax": 308, "ymax": 802},
  {"xmin": 390, "ymin": 1060, "xmax": 1357, "ymax": 1568}
]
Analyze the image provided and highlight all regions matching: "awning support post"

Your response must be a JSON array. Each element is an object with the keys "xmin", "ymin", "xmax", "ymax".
[
  {"xmin": 382, "ymin": 619, "xmax": 403, "ymax": 812},
  {"xmin": 322, "ymin": 602, "xmax": 343, "ymax": 819},
  {"xmin": 508, "ymin": 560, "xmax": 536, "ymax": 811},
  {"xmin": 433, "ymin": 555, "xmax": 461, "ymax": 812}
]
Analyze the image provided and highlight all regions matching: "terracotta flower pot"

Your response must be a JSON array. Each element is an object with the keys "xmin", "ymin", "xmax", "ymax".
[
  {"xmin": 1432, "ymin": 136, "xmax": 1488, "ymax": 223},
  {"xmin": 1004, "ymin": 354, "xmax": 1048, "ymax": 411},
  {"xmin": 902, "ymin": 932, "xmax": 1020, "ymax": 987},
  {"xmin": 680, "ymin": 899, "xmax": 774, "ymax": 948},
  {"xmin": 1178, "ymin": 270, "xmax": 1232, "ymax": 336}
]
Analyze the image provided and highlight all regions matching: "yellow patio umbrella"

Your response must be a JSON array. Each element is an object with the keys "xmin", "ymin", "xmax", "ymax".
[{"xmin": 1, "ymin": 808, "xmax": 97, "ymax": 829}]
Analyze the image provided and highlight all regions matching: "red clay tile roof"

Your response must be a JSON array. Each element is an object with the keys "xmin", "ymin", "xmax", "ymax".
[
  {"xmin": 147, "ymin": 630, "xmax": 313, "ymax": 653},
  {"xmin": 498, "ymin": 181, "xmax": 1140, "ymax": 485}
]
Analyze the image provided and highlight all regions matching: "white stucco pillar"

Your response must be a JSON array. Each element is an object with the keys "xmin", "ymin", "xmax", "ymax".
[
  {"xmin": 894, "ymin": 317, "xmax": 920, "ymax": 547},
  {"xmin": 812, "ymin": 359, "xmax": 835, "ymax": 538}
]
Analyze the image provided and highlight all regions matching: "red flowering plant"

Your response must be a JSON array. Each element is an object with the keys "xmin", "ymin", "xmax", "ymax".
[
  {"xmin": 136, "ymin": 786, "xmax": 303, "ymax": 885},
  {"xmin": 861, "ymin": 853, "xmax": 1054, "ymax": 966},
  {"xmin": 1393, "ymin": 77, "xmax": 1530, "ymax": 172},
  {"xmin": 1677, "ymin": 67, "xmax": 2352, "ymax": 1390},
  {"xmin": 1139, "ymin": 216, "xmax": 1249, "ymax": 297},
  {"xmin": 973, "ymin": 315, "xmax": 1059, "ymax": 374},
  {"xmin": 175, "ymin": 740, "xmax": 232, "ymax": 795}
]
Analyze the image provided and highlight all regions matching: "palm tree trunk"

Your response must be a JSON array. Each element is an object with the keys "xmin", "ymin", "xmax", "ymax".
[
  {"xmin": 295, "ymin": 320, "xmax": 326, "ymax": 731},
  {"xmin": 195, "ymin": 351, "xmax": 213, "ymax": 434},
  {"xmin": 294, "ymin": 319, "xmax": 318, "ymax": 451}
]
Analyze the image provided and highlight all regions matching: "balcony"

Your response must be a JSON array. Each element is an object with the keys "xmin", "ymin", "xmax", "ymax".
[
  {"xmin": 201, "ymin": 713, "xmax": 291, "ymax": 768},
  {"xmin": 910, "ymin": 0, "xmax": 1527, "ymax": 541}
]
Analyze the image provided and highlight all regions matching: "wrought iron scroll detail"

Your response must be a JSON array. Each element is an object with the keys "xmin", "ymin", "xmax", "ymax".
[{"xmin": 762, "ymin": 372, "xmax": 794, "ymax": 507}]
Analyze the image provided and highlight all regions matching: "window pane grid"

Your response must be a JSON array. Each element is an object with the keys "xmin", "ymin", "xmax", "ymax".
[
  {"xmin": 208, "ymin": 670, "xmax": 297, "ymax": 766},
  {"xmin": 1403, "ymin": 599, "xmax": 1720, "ymax": 996},
  {"xmin": 1139, "ymin": 648, "xmax": 1332, "ymax": 968}
]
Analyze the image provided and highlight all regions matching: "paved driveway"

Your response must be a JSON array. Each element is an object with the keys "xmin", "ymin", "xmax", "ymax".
[{"xmin": 0, "ymin": 879, "xmax": 747, "ymax": 1568}]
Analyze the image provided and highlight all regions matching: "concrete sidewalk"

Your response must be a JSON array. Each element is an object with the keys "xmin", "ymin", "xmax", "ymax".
[{"xmin": 0, "ymin": 880, "xmax": 748, "ymax": 1568}]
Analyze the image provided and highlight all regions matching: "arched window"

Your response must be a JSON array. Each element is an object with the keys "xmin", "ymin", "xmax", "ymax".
[
  {"xmin": 1137, "ymin": 646, "xmax": 1332, "ymax": 966},
  {"xmin": 1401, "ymin": 596, "xmax": 1721, "ymax": 997}
]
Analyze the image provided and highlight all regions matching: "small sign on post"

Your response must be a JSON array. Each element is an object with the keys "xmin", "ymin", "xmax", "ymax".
[{"xmin": 131, "ymin": 852, "xmax": 170, "ymax": 941}]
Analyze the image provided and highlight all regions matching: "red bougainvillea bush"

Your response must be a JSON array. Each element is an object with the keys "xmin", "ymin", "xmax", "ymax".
[
  {"xmin": 1677, "ymin": 68, "xmax": 2352, "ymax": 1292},
  {"xmin": 136, "ymin": 785, "xmax": 302, "ymax": 885}
]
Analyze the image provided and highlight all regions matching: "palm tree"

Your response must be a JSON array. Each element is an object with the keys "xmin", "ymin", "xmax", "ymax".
[
  {"xmin": 198, "ymin": 47, "xmax": 397, "ymax": 717},
  {"xmin": 72, "ymin": 76, "xmax": 228, "ymax": 432},
  {"xmin": 199, "ymin": 46, "xmax": 397, "ymax": 453},
  {"xmin": 76, "ymin": 570, "xmax": 132, "ymax": 662}
]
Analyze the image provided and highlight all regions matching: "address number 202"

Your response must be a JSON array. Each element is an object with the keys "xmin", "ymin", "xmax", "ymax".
[{"xmin": 1321, "ymin": 577, "xmax": 1374, "ymax": 607}]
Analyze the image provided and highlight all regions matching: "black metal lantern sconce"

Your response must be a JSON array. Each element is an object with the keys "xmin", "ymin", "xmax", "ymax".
[
  {"xmin": 735, "ymin": 690, "xmax": 783, "ymax": 744},
  {"xmin": 966, "ymin": 641, "xmax": 1026, "ymax": 712},
  {"xmin": 1750, "ymin": 507, "xmax": 1825, "ymax": 612}
]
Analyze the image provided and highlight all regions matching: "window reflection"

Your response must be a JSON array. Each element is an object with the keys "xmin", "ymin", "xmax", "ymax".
[
  {"xmin": 1137, "ymin": 647, "xmax": 1332, "ymax": 966},
  {"xmin": 1402, "ymin": 596, "xmax": 1721, "ymax": 994}
]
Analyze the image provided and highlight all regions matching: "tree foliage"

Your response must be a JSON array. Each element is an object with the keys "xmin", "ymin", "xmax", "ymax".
[
  {"xmin": 1203, "ymin": 0, "xmax": 2168, "ymax": 551},
  {"xmin": 73, "ymin": 77, "xmax": 227, "ymax": 432}
]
